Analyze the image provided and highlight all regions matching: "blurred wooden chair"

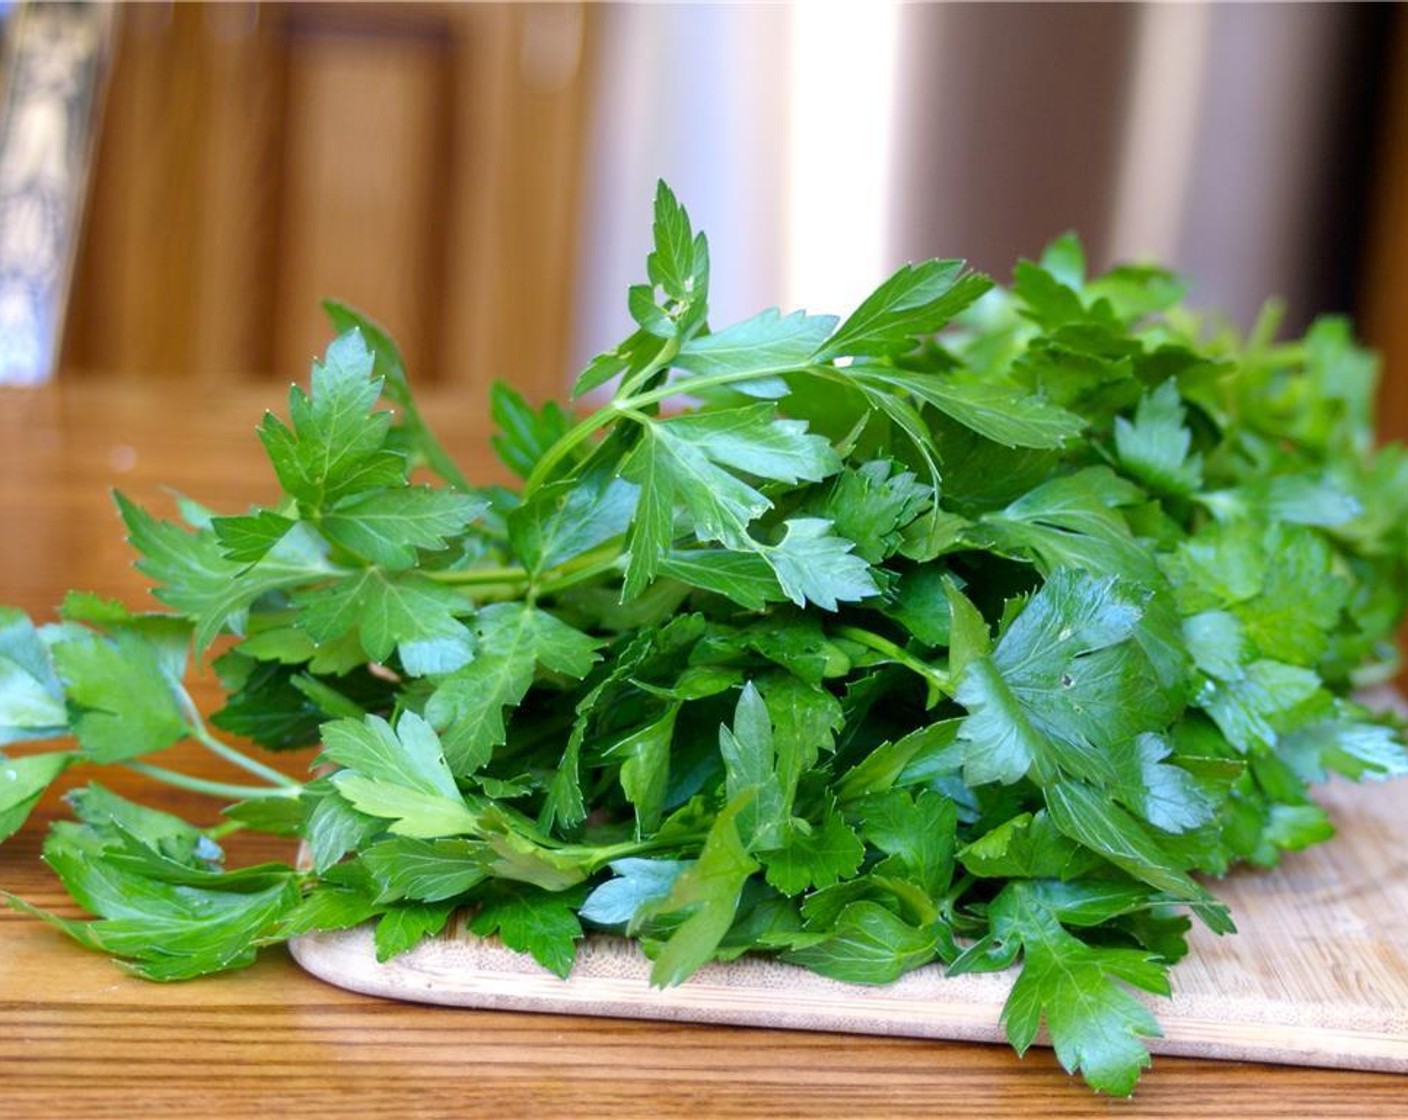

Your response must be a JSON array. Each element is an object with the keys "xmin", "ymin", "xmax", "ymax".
[{"xmin": 13, "ymin": 2, "xmax": 594, "ymax": 399}]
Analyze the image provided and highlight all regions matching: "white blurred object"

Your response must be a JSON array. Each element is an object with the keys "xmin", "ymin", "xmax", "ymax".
[
  {"xmin": 573, "ymin": 2, "xmax": 1374, "ymax": 383},
  {"xmin": 1107, "ymin": 3, "xmax": 1213, "ymax": 267},
  {"xmin": 785, "ymin": 1, "xmax": 902, "ymax": 316},
  {"xmin": 0, "ymin": 1, "xmax": 113, "ymax": 386},
  {"xmin": 572, "ymin": 4, "xmax": 791, "ymax": 375}
]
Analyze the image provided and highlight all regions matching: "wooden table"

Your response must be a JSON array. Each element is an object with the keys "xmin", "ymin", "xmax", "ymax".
[{"xmin": 1, "ymin": 380, "xmax": 1406, "ymax": 1118}]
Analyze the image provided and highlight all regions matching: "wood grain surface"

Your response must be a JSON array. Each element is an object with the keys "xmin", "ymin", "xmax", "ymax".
[{"xmin": 2, "ymin": 382, "xmax": 1407, "ymax": 1118}]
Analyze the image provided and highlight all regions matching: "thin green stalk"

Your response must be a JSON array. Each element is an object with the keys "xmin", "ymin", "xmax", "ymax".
[
  {"xmin": 424, "ymin": 541, "xmax": 625, "ymax": 598},
  {"xmin": 616, "ymin": 334, "xmax": 682, "ymax": 401},
  {"xmin": 421, "ymin": 564, "xmax": 530, "ymax": 587},
  {"xmin": 523, "ymin": 337, "xmax": 692, "ymax": 496},
  {"xmin": 522, "ymin": 408, "xmax": 619, "ymax": 495},
  {"xmin": 623, "ymin": 364, "xmax": 818, "ymax": 411},
  {"xmin": 524, "ymin": 352, "xmax": 815, "ymax": 498},
  {"xmin": 124, "ymin": 761, "xmax": 300, "ymax": 802},
  {"xmin": 533, "ymin": 553, "xmax": 624, "ymax": 598},
  {"xmin": 834, "ymin": 625, "xmax": 953, "ymax": 702},
  {"xmin": 569, "ymin": 830, "xmax": 711, "ymax": 874},
  {"xmin": 190, "ymin": 726, "xmax": 301, "ymax": 789},
  {"xmin": 174, "ymin": 685, "xmax": 302, "ymax": 789}
]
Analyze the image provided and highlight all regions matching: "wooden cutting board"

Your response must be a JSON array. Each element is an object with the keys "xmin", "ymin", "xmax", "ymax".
[{"xmin": 290, "ymin": 773, "xmax": 1408, "ymax": 1074}]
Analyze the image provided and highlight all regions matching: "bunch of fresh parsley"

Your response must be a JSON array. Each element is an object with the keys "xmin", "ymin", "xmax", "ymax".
[{"xmin": 3, "ymin": 183, "xmax": 1406, "ymax": 1095}]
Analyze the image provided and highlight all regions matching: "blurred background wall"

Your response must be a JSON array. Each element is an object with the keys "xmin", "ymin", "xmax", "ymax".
[{"xmin": 1, "ymin": 0, "xmax": 1406, "ymax": 438}]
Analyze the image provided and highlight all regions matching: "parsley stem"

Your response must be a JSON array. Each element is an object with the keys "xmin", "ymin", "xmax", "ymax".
[
  {"xmin": 622, "ymin": 365, "xmax": 810, "ymax": 411},
  {"xmin": 524, "ymin": 358, "xmax": 805, "ymax": 498},
  {"xmin": 833, "ymin": 625, "xmax": 953, "ymax": 700},
  {"xmin": 533, "ymin": 550, "xmax": 625, "ymax": 597},
  {"xmin": 174, "ymin": 685, "xmax": 302, "ymax": 789},
  {"xmin": 123, "ymin": 761, "xmax": 300, "ymax": 802},
  {"xmin": 523, "ymin": 409, "xmax": 620, "ymax": 495},
  {"xmin": 421, "ymin": 565, "xmax": 529, "ymax": 587},
  {"xmin": 523, "ymin": 337, "xmax": 696, "ymax": 496},
  {"xmin": 565, "ymin": 830, "xmax": 711, "ymax": 872},
  {"xmin": 617, "ymin": 334, "xmax": 683, "ymax": 401},
  {"xmin": 423, "ymin": 542, "xmax": 625, "ymax": 597},
  {"xmin": 615, "ymin": 406, "xmax": 655, "ymax": 427},
  {"xmin": 189, "ymin": 725, "xmax": 301, "ymax": 789}
]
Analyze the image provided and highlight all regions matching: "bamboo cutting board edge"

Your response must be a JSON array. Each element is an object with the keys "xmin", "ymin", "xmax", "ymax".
[{"xmin": 291, "ymin": 769, "xmax": 1408, "ymax": 1076}]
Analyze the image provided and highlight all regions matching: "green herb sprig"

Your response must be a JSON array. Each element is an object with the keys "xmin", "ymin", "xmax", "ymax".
[{"xmin": 3, "ymin": 182, "xmax": 1406, "ymax": 1095}]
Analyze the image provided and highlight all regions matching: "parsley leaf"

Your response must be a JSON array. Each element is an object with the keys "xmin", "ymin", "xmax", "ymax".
[
  {"xmin": 995, "ymin": 882, "xmax": 1168, "ymax": 1096},
  {"xmin": 49, "ymin": 626, "xmax": 191, "ymax": 762},
  {"xmin": 675, "ymin": 307, "xmax": 837, "ymax": 381},
  {"xmin": 620, "ymin": 405, "xmax": 841, "ymax": 599},
  {"xmin": 468, "ymin": 884, "xmax": 585, "ymax": 977},
  {"xmin": 763, "ymin": 519, "xmax": 878, "ymax": 611},
  {"xmin": 0, "ymin": 607, "xmax": 68, "ymax": 745},
  {"xmin": 424, "ymin": 603, "xmax": 600, "ymax": 776},
  {"xmin": 257, "ymin": 330, "xmax": 404, "ymax": 510},
  {"xmin": 0, "ymin": 751, "xmax": 73, "ymax": 842},
  {"xmin": 508, "ymin": 468, "xmax": 637, "ymax": 577},
  {"xmin": 375, "ymin": 901, "xmax": 457, "ymax": 962},
  {"xmin": 320, "ymin": 487, "xmax": 487, "ymax": 571},
  {"xmin": 852, "ymin": 365, "xmax": 1085, "ymax": 449},
  {"xmin": 321, "ymin": 713, "xmax": 481, "ymax": 838},
  {"xmin": 645, "ymin": 793, "xmax": 760, "ymax": 987},
  {"xmin": 955, "ymin": 569, "xmax": 1169, "ymax": 787},
  {"xmin": 811, "ymin": 460, "xmax": 933, "ymax": 564},
  {"xmin": 120, "ymin": 494, "xmax": 338, "ymax": 652},
  {"xmin": 294, "ymin": 568, "xmax": 473, "ymax": 668},
  {"xmin": 814, "ymin": 259, "xmax": 992, "ymax": 360},
  {"xmin": 784, "ymin": 900, "xmax": 939, "ymax": 984},
  {"xmin": 1114, "ymin": 380, "xmax": 1203, "ymax": 497}
]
